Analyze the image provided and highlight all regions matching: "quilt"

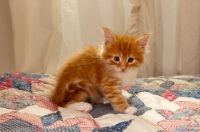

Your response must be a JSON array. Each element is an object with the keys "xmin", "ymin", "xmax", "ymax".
[{"xmin": 0, "ymin": 72, "xmax": 200, "ymax": 132}]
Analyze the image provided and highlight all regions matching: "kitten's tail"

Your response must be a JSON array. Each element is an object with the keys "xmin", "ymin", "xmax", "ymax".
[
  {"xmin": 51, "ymin": 78, "xmax": 88, "ymax": 106},
  {"xmin": 51, "ymin": 78, "xmax": 70, "ymax": 107},
  {"xmin": 51, "ymin": 78, "xmax": 100, "ymax": 106}
]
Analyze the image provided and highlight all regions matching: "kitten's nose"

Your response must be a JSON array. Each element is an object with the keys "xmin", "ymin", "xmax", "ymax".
[{"xmin": 121, "ymin": 67, "xmax": 126, "ymax": 72}]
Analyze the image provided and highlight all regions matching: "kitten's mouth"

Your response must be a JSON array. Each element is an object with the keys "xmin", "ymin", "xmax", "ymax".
[
  {"xmin": 119, "ymin": 69, "xmax": 127, "ymax": 73},
  {"xmin": 121, "ymin": 70, "xmax": 126, "ymax": 72}
]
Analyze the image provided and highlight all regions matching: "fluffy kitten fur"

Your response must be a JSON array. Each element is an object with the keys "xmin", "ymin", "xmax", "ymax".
[{"xmin": 51, "ymin": 27, "xmax": 150, "ymax": 114}]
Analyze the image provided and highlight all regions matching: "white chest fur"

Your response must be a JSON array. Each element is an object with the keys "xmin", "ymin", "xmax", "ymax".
[{"xmin": 116, "ymin": 68, "xmax": 138, "ymax": 88}]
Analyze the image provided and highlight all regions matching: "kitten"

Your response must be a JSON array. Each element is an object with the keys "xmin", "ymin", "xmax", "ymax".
[{"xmin": 51, "ymin": 27, "xmax": 150, "ymax": 114}]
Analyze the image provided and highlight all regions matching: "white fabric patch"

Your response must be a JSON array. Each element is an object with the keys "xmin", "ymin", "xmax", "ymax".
[
  {"xmin": 0, "ymin": 108, "xmax": 13, "ymax": 116},
  {"xmin": 95, "ymin": 113, "xmax": 135, "ymax": 127},
  {"xmin": 174, "ymin": 97, "xmax": 200, "ymax": 105},
  {"xmin": 66, "ymin": 102, "xmax": 93, "ymax": 112},
  {"xmin": 125, "ymin": 115, "xmax": 163, "ymax": 132},
  {"xmin": 95, "ymin": 113, "xmax": 163, "ymax": 132},
  {"xmin": 137, "ymin": 92, "xmax": 181, "ymax": 111},
  {"xmin": 18, "ymin": 105, "xmax": 53, "ymax": 116},
  {"xmin": 59, "ymin": 107, "xmax": 92, "ymax": 120},
  {"xmin": 139, "ymin": 109, "xmax": 165, "ymax": 124}
]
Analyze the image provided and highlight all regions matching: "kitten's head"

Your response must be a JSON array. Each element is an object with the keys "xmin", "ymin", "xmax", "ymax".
[{"xmin": 101, "ymin": 27, "xmax": 150, "ymax": 73}]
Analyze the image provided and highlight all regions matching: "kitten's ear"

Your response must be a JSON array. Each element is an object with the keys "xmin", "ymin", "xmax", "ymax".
[
  {"xmin": 135, "ymin": 33, "xmax": 151, "ymax": 52},
  {"xmin": 102, "ymin": 27, "xmax": 116, "ymax": 46}
]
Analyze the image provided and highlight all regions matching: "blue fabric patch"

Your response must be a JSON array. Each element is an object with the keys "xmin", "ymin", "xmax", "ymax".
[
  {"xmin": 22, "ymin": 73, "xmax": 49, "ymax": 79},
  {"xmin": 143, "ymin": 79, "xmax": 155, "ymax": 83},
  {"xmin": 0, "ymin": 118, "xmax": 40, "ymax": 132},
  {"xmin": 129, "ymin": 96, "xmax": 151, "ymax": 116},
  {"xmin": 128, "ymin": 85, "xmax": 147, "ymax": 94},
  {"xmin": 43, "ymin": 125, "xmax": 80, "ymax": 132},
  {"xmin": 128, "ymin": 85, "xmax": 164, "ymax": 96},
  {"xmin": 143, "ymin": 78, "xmax": 165, "ymax": 83},
  {"xmin": 170, "ymin": 109, "xmax": 200, "ymax": 120},
  {"xmin": 173, "ymin": 89, "xmax": 200, "ymax": 99},
  {"xmin": 92, "ymin": 120, "xmax": 132, "ymax": 132},
  {"xmin": 0, "ymin": 73, "xmax": 12, "ymax": 82},
  {"xmin": 90, "ymin": 104, "xmax": 121, "ymax": 118},
  {"xmin": 175, "ymin": 125, "xmax": 199, "ymax": 132},
  {"xmin": 41, "ymin": 111, "xmax": 63, "ymax": 126},
  {"xmin": 160, "ymin": 80, "xmax": 174, "ymax": 89},
  {"xmin": 13, "ymin": 77, "xmax": 32, "ymax": 93},
  {"xmin": 149, "ymin": 90, "xmax": 165, "ymax": 96}
]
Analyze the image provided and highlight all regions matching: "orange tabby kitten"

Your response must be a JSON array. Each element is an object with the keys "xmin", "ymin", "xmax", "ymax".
[{"xmin": 51, "ymin": 27, "xmax": 150, "ymax": 114}]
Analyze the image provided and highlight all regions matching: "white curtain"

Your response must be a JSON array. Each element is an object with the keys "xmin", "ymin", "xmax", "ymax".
[
  {"xmin": 8, "ymin": 0, "xmax": 132, "ymax": 74},
  {"xmin": 2, "ymin": 0, "xmax": 200, "ymax": 76},
  {"xmin": 179, "ymin": 0, "xmax": 200, "ymax": 75},
  {"xmin": 127, "ymin": 0, "xmax": 200, "ymax": 77}
]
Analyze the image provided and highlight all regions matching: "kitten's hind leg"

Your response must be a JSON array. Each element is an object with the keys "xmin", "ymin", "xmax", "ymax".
[{"xmin": 65, "ymin": 89, "xmax": 93, "ymax": 112}]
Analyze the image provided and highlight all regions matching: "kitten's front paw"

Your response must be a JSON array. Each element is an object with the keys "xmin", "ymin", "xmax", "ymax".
[
  {"xmin": 124, "ymin": 106, "xmax": 137, "ymax": 114},
  {"xmin": 68, "ymin": 102, "xmax": 93, "ymax": 112}
]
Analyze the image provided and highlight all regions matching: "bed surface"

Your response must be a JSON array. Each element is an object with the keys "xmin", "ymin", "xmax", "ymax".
[{"xmin": 0, "ymin": 73, "xmax": 200, "ymax": 132}]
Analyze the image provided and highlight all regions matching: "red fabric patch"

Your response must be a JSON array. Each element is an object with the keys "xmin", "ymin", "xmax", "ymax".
[
  {"xmin": 157, "ymin": 120, "xmax": 190, "ymax": 131},
  {"xmin": 0, "ymin": 78, "xmax": 13, "ymax": 88},
  {"xmin": 46, "ymin": 116, "xmax": 101, "ymax": 131},
  {"xmin": 161, "ymin": 90, "xmax": 178, "ymax": 101},
  {"xmin": 175, "ymin": 101, "xmax": 200, "ymax": 112},
  {"xmin": 35, "ymin": 96, "xmax": 58, "ymax": 111},
  {"xmin": 0, "ymin": 86, "xmax": 11, "ymax": 91},
  {"xmin": 0, "ymin": 111, "xmax": 42, "ymax": 128}
]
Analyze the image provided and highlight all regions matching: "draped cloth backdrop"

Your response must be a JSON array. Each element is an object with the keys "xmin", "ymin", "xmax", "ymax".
[
  {"xmin": 127, "ymin": 0, "xmax": 200, "ymax": 77},
  {"xmin": 1, "ymin": 0, "xmax": 200, "ymax": 77},
  {"xmin": 8, "ymin": 0, "xmax": 132, "ymax": 74}
]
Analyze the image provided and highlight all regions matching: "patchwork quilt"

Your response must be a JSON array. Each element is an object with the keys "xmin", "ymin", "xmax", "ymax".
[{"xmin": 0, "ymin": 73, "xmax": 200, "ymax": 132}]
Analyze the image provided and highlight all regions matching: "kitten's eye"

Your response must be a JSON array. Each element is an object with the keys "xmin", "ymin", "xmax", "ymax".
[
  {"xmin": 114, "ymin": 56, "xmax": 120, "ymax": 62},
  {"xmin": 127, "ymin": 58, "xmax": 134, "ymax": 63}
]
